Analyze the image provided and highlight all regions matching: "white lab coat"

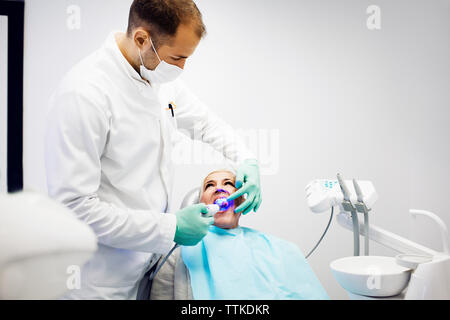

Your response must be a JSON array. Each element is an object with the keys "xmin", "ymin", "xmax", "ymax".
[{"xmin": 44, "ymin": 32, "xmax": 254, "ymax": 299}]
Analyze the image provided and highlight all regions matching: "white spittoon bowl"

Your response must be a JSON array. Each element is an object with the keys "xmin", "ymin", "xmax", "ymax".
[{"xmin": 330, "ymin": 256, "xmax": 412, "ymax": 298}]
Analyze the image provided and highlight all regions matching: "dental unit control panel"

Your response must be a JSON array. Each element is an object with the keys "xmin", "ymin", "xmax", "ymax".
[{"xmin": 306, "ymin": 178, "xmax": 378, "ymax": 214}]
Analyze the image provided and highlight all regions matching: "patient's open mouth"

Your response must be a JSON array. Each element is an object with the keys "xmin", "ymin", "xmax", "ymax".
[
  {"xmin": 213, "ymin": 193, "xmax": 229, "ymax": 202},
  {"xmin": 212, "ymin": 189, "xmax": 230, "ymax": 203}
]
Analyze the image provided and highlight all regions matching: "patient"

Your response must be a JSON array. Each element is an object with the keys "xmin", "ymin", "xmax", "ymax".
[
  {"xmin": 149, "ymin": 170, "xmax": 329, "ymax": 300},
  {"xmin": 200, "ymin": 170, "xmax": 245, "ymax": 229}
]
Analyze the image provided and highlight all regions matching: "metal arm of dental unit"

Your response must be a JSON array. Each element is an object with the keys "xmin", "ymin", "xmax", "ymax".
[{"xmin": 337, "ymin": 210, "xmax": 443, "ymax": 257}]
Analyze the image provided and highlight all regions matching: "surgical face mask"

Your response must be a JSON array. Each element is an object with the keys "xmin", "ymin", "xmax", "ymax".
[{"xmin": 138, "ymin": 37, "xmax": 183, "ymax": 84}]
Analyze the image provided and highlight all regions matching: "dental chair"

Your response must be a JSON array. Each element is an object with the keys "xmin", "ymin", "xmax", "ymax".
[{"xmin": 180, "ymin": 187, "xmax": 201, "ymax": 209}]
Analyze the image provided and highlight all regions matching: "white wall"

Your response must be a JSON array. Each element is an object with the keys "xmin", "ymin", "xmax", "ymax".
[{"xmin": 21, "ymin": 0, "xmax": 450, "ymax": 299}]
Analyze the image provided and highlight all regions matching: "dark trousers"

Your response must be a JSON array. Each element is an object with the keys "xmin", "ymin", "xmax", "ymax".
[{"xmin": 136, "ymin": 262, "xmax": 158, "ymax": 300}]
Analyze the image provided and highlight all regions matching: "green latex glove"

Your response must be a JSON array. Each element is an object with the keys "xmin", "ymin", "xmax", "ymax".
[
  {"xmin": 227, "ymin": 159, "xmax": 262, "ymax": 215},
  {"xmin": 174, "ymin": 203, "xmax": 214, "ymax": 246}
]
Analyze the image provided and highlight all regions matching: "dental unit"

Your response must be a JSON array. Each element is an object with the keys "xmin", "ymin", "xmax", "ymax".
[{"xmin": 306, "ymin": 174, "xmax": 450, "ymax": 299}]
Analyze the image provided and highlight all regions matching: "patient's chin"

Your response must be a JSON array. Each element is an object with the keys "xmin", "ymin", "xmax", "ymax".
[{"xmin": 213, "ymin": 210, "xmax": 238, "ymax": 229}]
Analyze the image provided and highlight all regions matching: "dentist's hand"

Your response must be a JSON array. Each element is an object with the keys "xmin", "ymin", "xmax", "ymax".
[
  {"xmin": 174, "ymin": 203, "xmax": 214, "ymax": 246},
  {"xmin": 227, "ymin": 159, "xmax": 262, "ymax": 215}
]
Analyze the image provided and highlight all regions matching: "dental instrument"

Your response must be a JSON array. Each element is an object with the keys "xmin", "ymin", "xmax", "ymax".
[
  {"xmin": 353, "ymin": 179, "xmax": 370, "ymax": 255},
  {"xmin": 337, "ymin": 173, "xmax": 360, "ymax": 256},
  {"xmin": 206, "ymin": 197, "xmax": 234, "ymax": 215},
  {"xmin": 305, "ymin": 175, "xmax": 377, "ymax": 257}
]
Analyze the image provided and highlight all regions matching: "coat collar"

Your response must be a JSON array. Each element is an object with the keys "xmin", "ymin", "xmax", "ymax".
[{"xmin": 103, "ymin": 31, "xmax": 160, "ymax": 91}]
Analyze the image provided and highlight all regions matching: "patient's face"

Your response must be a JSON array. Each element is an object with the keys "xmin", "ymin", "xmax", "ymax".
[{"xmin": 200, "ymin": 171, "xmax": 243, "ymax": 229}]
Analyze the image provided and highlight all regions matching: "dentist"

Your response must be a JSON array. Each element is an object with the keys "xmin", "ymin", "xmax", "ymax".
[{"xmin": 44, "ymin": 0, "xmax": 261, "ymax": 299}]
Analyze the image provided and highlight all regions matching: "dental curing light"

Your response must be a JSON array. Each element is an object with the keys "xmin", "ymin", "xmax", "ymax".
[{"xmin": 205, "ymin": 197, "xmax": 234, "ymax": 216}]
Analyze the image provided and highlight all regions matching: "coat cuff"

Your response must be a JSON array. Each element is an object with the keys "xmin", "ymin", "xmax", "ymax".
[{"xmin": 154, "ymin": 213, "xmax": 177, "ymax": 254}]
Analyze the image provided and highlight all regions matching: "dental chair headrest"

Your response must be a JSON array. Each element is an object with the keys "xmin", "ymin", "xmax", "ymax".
[{"xmin": 180, "ymin": 187, "xmax": 201, "ymax": 209}]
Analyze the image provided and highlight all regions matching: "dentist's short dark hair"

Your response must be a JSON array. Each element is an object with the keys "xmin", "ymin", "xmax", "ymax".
[{"xmin": 127, "ymin": 0, "xmax": 206, "ymax": 47}]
